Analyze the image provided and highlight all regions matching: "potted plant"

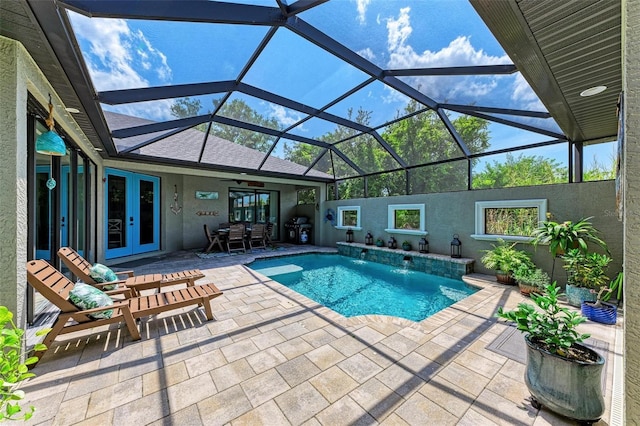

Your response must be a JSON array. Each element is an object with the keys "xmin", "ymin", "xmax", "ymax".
[
  {"xmin": 531, "ymin": 216, "xmax": 608, "ymax": 258},
  {"xmin": 513, "ymin": 265, "xmax": 550, "ymax": 297},
  {"xmin": 581, "ymin": 271, "xmax": 623, "ymax": 325},
  {"xmin": 375, "ymin": 238, "xmax": 385, "ymax": 247},
  {"xmin": 562, "ymin": 249, "xmax": 612, "ymax": 307},
  {"xmin": 480, "ymin": 240, "xmax": 534, "ymax": 285},
  {"xmin": 1, "ymin": 306, "xmax": 49, "ymax": 421},
  {"xmin": 401, "ymin": 240, "xmax": 412, "ymax": 251},
  {"xmin": 531, "ymin": 216, "xmax": 609, "ymax": 285},
  {"xmin": 497, "ymin": 284, "xmax": 605, "ymax": 422}
]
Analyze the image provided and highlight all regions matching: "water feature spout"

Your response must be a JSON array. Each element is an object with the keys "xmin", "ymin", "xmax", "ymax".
[
  {"xmin": 360, "ymin": 249, "xmax": 368, "ymax": 260},
  {"xmin": 402, "ymin": 256, "xmax": 412, "ymax": 270}
]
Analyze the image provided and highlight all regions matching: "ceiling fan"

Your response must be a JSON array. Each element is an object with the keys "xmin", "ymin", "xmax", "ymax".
[{"xmin": 220, "ymin": 178, "xmax": 265, "ymax": 187}]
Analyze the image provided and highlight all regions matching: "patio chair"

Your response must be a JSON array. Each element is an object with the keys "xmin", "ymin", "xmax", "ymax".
[
  {"xmin": 226, "ymin": 223, "xmax": 246, "ymax": 253},
  {"xmin": 58, "ymin": 247, "xmax": 205, "ymax": 296},
  {"xmin": 265, "ymin": 222, "xmax": 275, "ymax": 247},
  {"xmin": 248, "ymin": 223, "xmax": 266, "ymax": 251},
  {"xmin": 26, "ymin": 259, "xmax": 223, "ymax": 362},
  {"xmin": 204, "ymin": 224, "xmax": 224, "ymax": 253}
]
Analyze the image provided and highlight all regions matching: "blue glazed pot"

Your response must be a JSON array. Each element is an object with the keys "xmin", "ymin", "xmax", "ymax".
[
  {"xmin": 581, "ymin": 301, "xmax": 617, "ymax": 325},
  {"xmin": 524, "ymin": 335, "xmax": 605, "ymax": 422},
  {"xmin": 565, "ymin": 283, "xmax": 597, "ymax": 307}
]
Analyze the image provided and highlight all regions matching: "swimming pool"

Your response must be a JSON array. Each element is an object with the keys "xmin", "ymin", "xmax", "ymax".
[{"xmin": 249, "ymin": 253, "xmax": 478, "ymax": 322}]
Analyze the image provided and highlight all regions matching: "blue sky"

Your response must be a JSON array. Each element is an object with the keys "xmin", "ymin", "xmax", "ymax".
[{"xmin": 67, "ymin": 0, "xmax": 615, "ymax": 171}]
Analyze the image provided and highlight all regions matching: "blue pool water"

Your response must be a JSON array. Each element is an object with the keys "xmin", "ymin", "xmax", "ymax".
[{"xmin": 248, "ymin": 254, "xmax": 478, "ymax": 322}]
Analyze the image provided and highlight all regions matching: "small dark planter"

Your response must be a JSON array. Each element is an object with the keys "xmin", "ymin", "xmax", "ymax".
[
  {"xmin": 581, "ymin": 301, "xmax": 617, "ymax": 325},
  {"xmin": 375, "ymin": 241, "xmax": 385, "ymax": 247},
  {"xmin": 402, "ymin": 243, "xmax": 411, "ymax": 251}
]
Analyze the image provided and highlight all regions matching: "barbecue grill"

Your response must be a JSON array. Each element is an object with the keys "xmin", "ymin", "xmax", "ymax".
[{"xmin": 284, "ymin": 216, "xmax": 312, "ymax": 244}]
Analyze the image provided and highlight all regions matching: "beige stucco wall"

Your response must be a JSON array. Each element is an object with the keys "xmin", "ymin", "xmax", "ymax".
[
  {"xmin": 624, "ymin": 0, "xmax": 640, "ymax": 421},
  {"xmin": 321, "ymin": 180, "xmax": 623, "ymax": 284}
]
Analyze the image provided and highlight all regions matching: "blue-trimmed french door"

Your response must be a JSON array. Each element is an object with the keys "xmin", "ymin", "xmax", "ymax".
[{"xmin": 105, "ymin": 169, "xmax": 160, "ymax": 259}]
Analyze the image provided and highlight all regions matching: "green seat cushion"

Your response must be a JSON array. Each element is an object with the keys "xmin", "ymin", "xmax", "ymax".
[
  {"xmin": 89, "ymin": 263, "xmax": 119, "ymax": 290},
  {"xmin": 69, "ymin": 282, "xmax": 114, "ymax": 320}
]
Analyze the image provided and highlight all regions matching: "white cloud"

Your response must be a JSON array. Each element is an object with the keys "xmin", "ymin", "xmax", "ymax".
[
  {"xmin": 105, "ymin": 99, "xmax": 176, "ymax": 122},
  {"xmin": 268, "ymin": 104, "xmax": 303, "ymax": 128},
  {"xmin": 384, "ymin": 8, "xmax": 520, "ymax": 106},
  {"xmin": 69, "ymin": 12, "xmax": 172, "ymax": 93},
  {"xmin": 357, "ymin": 47, "xmax": 376, "ymax": 62},
  {"xmin": 511, "ymin": 73, "xmax": 546, "ymax": 111},
  {"xmin": 356, "ymin": 0, "xmax": 371, "ymax": 24},
  {"xmin": 387, "ymin": 7, "xmax": 413, "ymax": 53}
]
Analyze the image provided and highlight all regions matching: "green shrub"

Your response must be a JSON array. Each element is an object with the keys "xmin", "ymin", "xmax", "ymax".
[{"xmin": 0, "ymin": 306, "xmax": 49, "ymax": 421}]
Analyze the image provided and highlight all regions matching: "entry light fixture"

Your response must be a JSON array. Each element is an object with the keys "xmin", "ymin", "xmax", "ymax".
[{"xmin": 36, "ymin": 95, "xmax": 67, "ymax": 156}]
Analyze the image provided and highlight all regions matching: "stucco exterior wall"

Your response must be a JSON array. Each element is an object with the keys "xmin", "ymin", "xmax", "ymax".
[
  {"xmin": 0, "ymin": 39, "xmax": 28, "ymax": 324},
  {"xmin": 321, "ymin": 180, "xmax": 622, "ymax": 284},
  {"xmin": 624, "ymin": 0, "xmax": 640, "ymax": 421}
]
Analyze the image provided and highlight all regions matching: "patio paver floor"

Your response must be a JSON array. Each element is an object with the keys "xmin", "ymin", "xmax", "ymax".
[{"xmin": 22, "ymin": 245, "xmax": 618, "ymax": 425}]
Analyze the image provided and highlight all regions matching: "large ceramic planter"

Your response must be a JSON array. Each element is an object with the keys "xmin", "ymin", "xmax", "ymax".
[
  {"xmin": 565, "ymin": 283, "xmax": 597, "ymax": 307},
  {"xmin": 524, "ymin": 336, "xmax": 605, "ymax": 422},
  {"xmin": 581, "ymin": 301, "xmax": 618, "ymax": 325}
]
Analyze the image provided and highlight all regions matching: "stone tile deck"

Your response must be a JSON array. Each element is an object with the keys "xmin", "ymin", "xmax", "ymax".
[{"xmin": 23, "ymin": 245, "xmax": 619, "ymax": 425}]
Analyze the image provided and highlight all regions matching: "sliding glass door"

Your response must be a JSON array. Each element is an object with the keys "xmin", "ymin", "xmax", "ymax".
[{"xmin": 228, "ymin": 188, "xmax": 279, "ymax": 240}]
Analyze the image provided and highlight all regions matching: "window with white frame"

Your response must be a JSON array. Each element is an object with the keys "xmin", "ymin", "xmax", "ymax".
[
  {"xmin": 336, "ymin": 206, "xmax": 362, "ymax": 230},
  {"xmin": 472, "ymin": 199, "xmax": 547, "ymax": 241},
  {"xmin": 385, "ymin": 204, "xmax": 427, "ymax": 236}
]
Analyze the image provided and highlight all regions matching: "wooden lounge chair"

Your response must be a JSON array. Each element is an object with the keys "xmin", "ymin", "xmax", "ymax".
[
  {"xmin": 58, "ymin": 247, "xmax": 205, "ymax": 296},
  {"xmin": 26, "ymin": 259, "xmax": 223, "ymax": 360}
]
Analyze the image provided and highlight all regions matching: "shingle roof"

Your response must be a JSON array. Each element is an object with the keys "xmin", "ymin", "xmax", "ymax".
[{"xmin": 105, "ymin": 111, "xmax": 332, "ymax": 179}]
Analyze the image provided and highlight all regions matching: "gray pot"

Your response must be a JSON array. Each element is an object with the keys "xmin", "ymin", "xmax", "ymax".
[
  {"xmin": 524, "ymin": 335, "xmax": 605, "ymax": 422},
  {"xmin": 565, "ymin": 283, "xmax": 597, "ymax": 307}
]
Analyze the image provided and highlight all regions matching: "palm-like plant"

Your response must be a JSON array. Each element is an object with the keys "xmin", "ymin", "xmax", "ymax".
[{"xmin": 531, "ymin": 216, "xmax": 608, "ymax": 257}]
